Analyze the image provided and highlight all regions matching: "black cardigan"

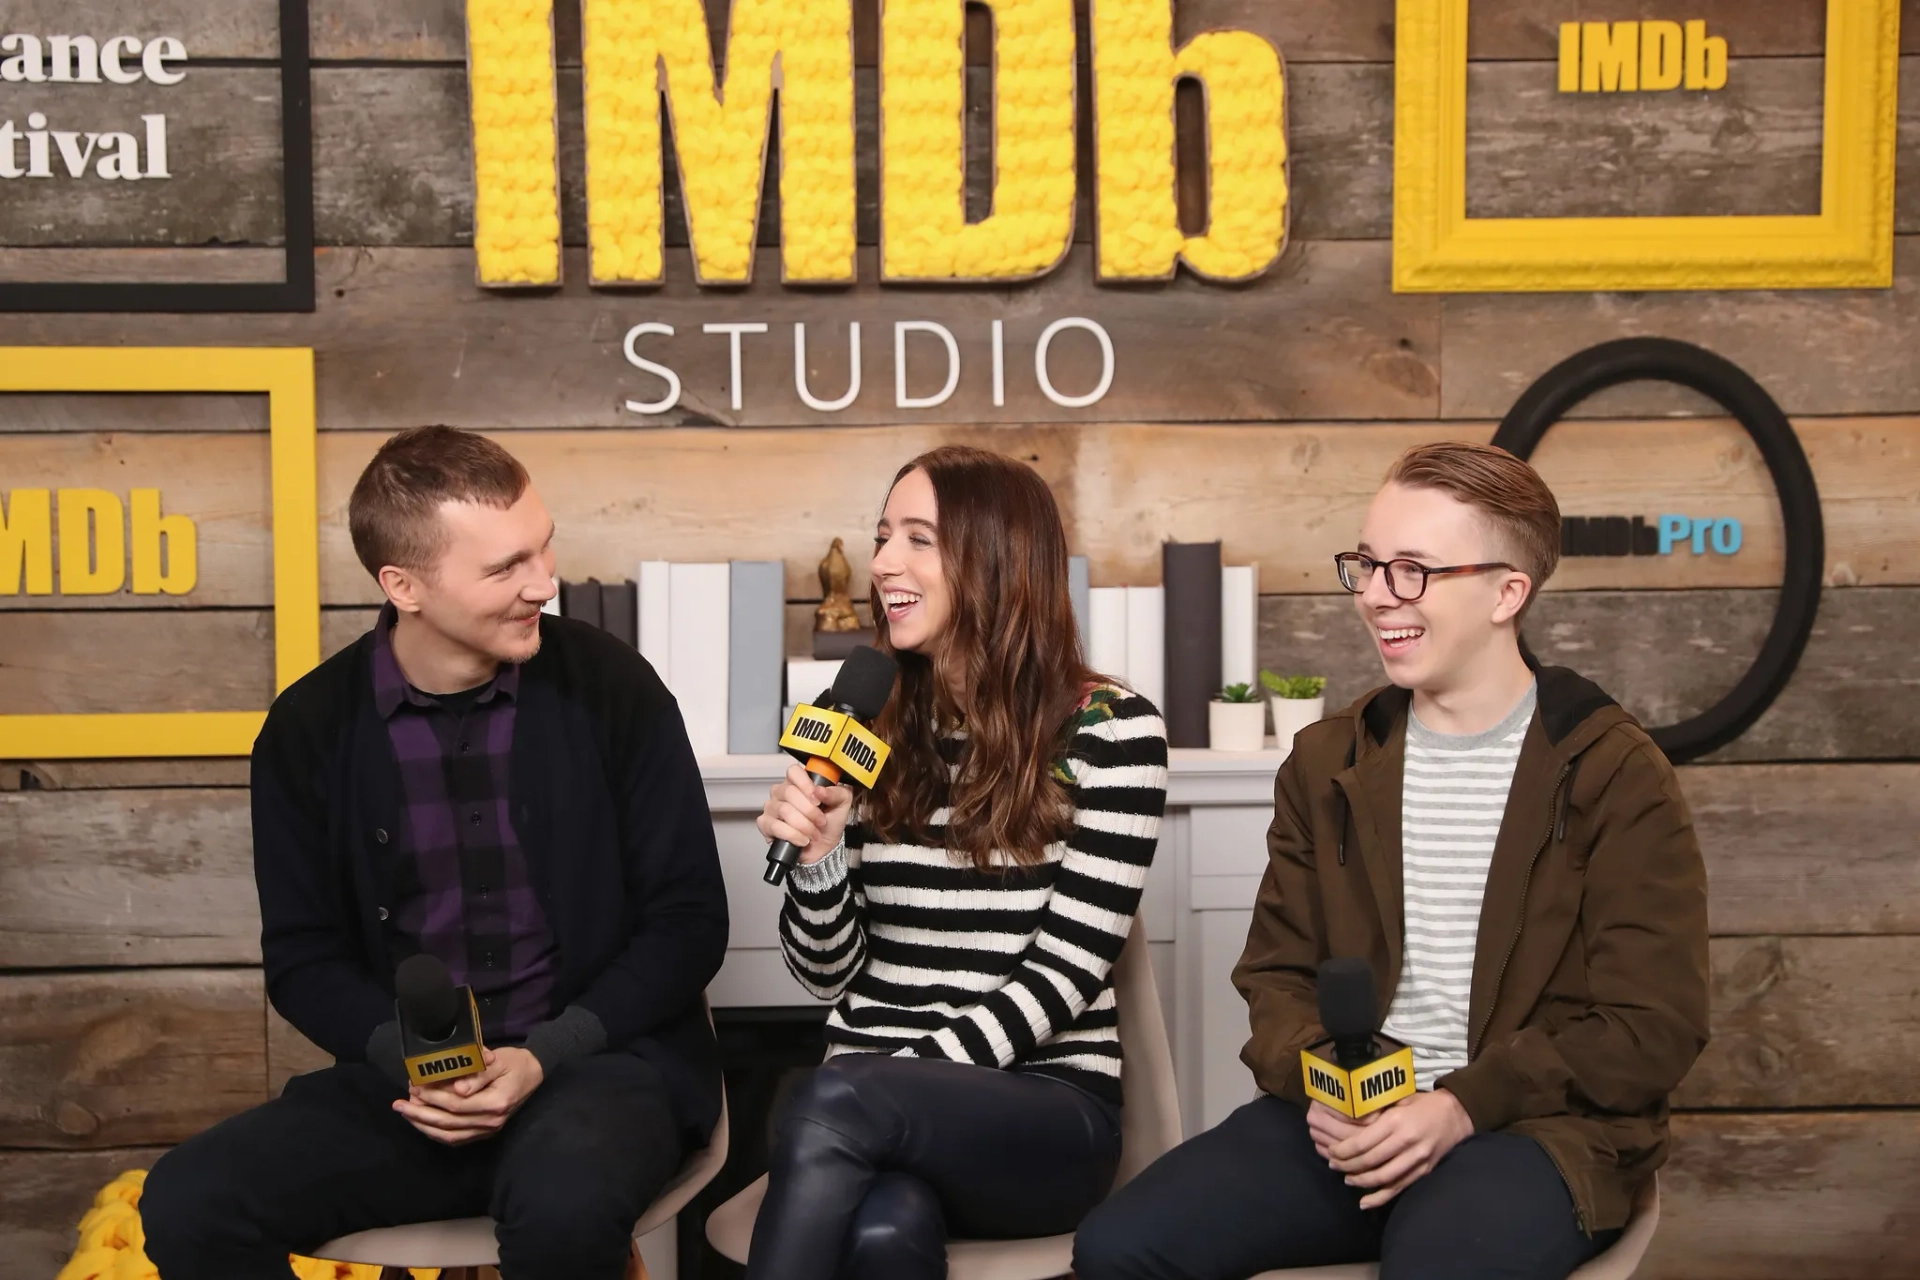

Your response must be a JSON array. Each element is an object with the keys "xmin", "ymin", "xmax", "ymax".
[{"xmin": 250, "ymin": 614, "xmax": 729, "ymax": 1143}]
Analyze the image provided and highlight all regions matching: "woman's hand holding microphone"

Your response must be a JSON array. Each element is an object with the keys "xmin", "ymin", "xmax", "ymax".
[{"xmin": 758, "ymin": 764, "xmax": 855, "ymax": 867}]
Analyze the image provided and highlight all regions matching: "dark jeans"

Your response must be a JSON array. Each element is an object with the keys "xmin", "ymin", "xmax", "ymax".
[
  {"xmin": 142, "ymin": 1053, "xmax": 684, "ymax": 1280},
  {"xmin": 746, "ymin": 1054, "xmax": 1122, "ymax": 1280},
  {"xmin": 1074, "ymin": 1094, "xmax": 1620, "ymax": 1280}
]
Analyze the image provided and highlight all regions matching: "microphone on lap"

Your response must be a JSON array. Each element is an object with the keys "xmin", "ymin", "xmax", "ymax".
[
  {"xmin": 395, "ymin": 953, "xmax": 488, "ymax": 1087},
  {"xmin": 1301, "ymin": 957, "xmax": 1417, "ymax": 1118},
  {"xmin": 765, "ymin": 644, "xmax": 899, "ymax": 886}
]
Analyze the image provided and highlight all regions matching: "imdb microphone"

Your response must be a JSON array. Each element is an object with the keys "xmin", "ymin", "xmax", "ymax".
[
  {"xmin": 1300, "ymin": 956, "xmax": 1417, "ymax": 1118},
  {"xmin": 395, "ymin": 953, "xmax": 488, "ymax": 1087},
  {"xmin": 765, "ymin": 644, "xmax": 898, "ymax": 885}
]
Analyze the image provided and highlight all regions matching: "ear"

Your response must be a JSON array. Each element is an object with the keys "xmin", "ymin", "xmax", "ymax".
[
  {"xmin": 379, "ymin": 565, "xmax": 425, "ymax": 614},
  {"xmin": 1489, "ymin": 569, "xmax": 1533, "ymax": 627}
]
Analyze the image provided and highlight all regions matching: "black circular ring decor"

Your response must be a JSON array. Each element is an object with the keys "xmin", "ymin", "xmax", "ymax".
[{"xmin": 1490, "ymin": 337, "xmax": 1824, "ymax": 765}]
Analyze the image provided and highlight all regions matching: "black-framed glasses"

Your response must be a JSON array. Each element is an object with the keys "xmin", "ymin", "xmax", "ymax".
[{"xmin": 1333, "ymin": 552, "xmax": 1517, "ymax": 603}]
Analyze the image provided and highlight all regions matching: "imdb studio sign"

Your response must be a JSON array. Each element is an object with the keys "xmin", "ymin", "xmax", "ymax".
[{"xmin": 0, "ymin": 0, "xmax": 1834, "ymax": 768}]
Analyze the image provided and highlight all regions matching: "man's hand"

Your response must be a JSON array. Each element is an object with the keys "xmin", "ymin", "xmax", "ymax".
[
  {"xmin": 1306, "ymin": 1099, "xmax": 1379, "ymax": 1161},
  {"xmin": 393, "ymin": 1046, "xmax": 546, "ymax": 1146},
  {"xmin": 1325, "ymin": 1089, "xmax": 1475, "ymax": 1210}
]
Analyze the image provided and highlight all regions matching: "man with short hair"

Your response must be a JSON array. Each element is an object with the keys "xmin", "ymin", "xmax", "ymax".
[
  {"xmin": 145, "ymin": 427, "xmax": 728, "ymax": 1280},
  {"xmin": 1075, "ymin": 442, "xmax": 1709, "ymax": 1280}
]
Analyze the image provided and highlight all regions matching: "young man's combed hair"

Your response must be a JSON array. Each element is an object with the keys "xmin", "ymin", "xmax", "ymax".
[
  {"xmin": 1385, "ymin": 441, "xmax": 1561, "ymax": 622},
  {"xmin": 348, "ymin": 426, "xmax": 530, "ymax": 577}
]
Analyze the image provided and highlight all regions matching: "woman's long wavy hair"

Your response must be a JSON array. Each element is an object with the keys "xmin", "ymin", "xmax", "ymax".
[{"xmin": 862, "ymin": 446, "xmax": 1110, "ymax": 870}]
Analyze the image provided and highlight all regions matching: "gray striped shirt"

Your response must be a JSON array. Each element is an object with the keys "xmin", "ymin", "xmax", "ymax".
[{"xmin": 1381, "ymin": 684, "xmax": 1536, "ymax": 1090}]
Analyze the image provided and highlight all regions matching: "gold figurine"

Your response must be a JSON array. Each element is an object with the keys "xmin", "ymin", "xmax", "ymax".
[{"xmin": 815, "ymin": 537, "xmax": 862, "ymax": 633}]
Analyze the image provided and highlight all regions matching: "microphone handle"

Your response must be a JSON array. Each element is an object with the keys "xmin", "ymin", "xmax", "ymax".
[
  {"xmin": 766, "ymin": 699, "xmax": 865, "ymax": 886},
  {"xmin": 765, "ymin": 764, "xmax": 845, "ymax": 886}
]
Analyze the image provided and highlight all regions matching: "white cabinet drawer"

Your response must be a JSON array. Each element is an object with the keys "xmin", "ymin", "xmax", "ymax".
[{"xmin": 1189, "ymin": 805, "xmax": 1272, "ymax": 880}]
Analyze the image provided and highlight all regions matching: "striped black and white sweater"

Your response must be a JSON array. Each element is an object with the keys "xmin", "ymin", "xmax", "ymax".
[{"xmin": 778, "ymin": 687, "xmax": 1167, "ymax": 1104}]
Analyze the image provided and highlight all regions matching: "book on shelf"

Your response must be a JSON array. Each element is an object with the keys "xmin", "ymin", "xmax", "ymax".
[
  {"xmin": 638, "ymin": 560, "xmax": 672, "ymax": 684},
  {"xmin": 1064, "ymin": 563, "xmax": 1249, "ymax": 740},
  {"xmin": 1088, "ymin": 586, "xmax": 1128, "ymax": 682},
  {"xmin": 558, "ymin": 578, "xmax": 603, "ymax": 630},
  {"xmin": 1221, "ymin": 564, "xmax": 1258, "ymax": 690},
  {"xmin": 669, "ymin": 563, "xmax": 731, "ymax": 759},
  {"xmin": 1124, "ymin": 585, "xmax": 1165, "ymax": 712},
  {"xmin": 729, "ymin": 561, "xmax": 785, "ymax": 755},
  {"xmin": 1162, "ymin": 541, "xmax": 1222, "ymax": 748},
  {"xmin": 1069, "ymin": 555, "xmax": 1091, "ymax": 651},
  {"xmin": 783, "ymin": 657, "xmax": 844, "ymax": 733},
  {"xmin": 601, "ymin": 580, "xmax": 638, "ymax": 650}
]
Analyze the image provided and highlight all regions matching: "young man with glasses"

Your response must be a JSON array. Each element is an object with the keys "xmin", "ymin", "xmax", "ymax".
[{"xmin": 1075, "ymin": 442, "xmax": 1709, "ymax": 1280}]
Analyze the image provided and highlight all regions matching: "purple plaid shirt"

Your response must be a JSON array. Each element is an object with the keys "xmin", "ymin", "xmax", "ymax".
[{"xmin": 372, "ymin": 605, "xmax": 558, "ymax": 1043}]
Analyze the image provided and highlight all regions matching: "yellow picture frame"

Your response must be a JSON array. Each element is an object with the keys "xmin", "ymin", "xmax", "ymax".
[
  {"xmin": 1392, "ymin": 0, "xmax": 1901, "ymax": 293},
  {"xmin": 0, "ymin": 347, "xmax": 319, "ymax": 758}
]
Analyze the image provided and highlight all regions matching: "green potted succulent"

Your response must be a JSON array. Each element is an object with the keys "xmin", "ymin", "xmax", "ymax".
[
  {"xmin": 1209, "ymin": 681, "xmax": 1268, "ymax": 752},
  {"xmin": 1260, "ymin": 671, "xmax": 1327, "ymax": 745}
]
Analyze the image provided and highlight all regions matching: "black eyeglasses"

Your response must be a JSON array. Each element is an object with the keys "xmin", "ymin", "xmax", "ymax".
[{"xmin": 1333, "ymin": 552, "xmax": 1517, "ymax": 603}]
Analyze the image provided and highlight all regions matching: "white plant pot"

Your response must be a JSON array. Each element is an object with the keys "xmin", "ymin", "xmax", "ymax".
[
  {"xmin": 1209, "ymin": 700, "xmax": 1268, "ymax": 752},
  {"xmin": 1269, "ymin": 695, "xmax": 1326, "ymax": 747}
]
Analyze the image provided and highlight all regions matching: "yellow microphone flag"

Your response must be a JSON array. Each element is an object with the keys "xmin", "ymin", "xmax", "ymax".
[
  {"xmin": 778, "ymin": 704, "xmax": 891, "ymax": 790},
  {"xmin": 1300, "ymin": 1041, "xmax": 1417, "ymax": 1119}
]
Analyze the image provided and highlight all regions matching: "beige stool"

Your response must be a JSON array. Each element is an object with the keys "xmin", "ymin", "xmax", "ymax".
[
  {"xmin": 705, "ymin": 920, "xmax": 1182, "ymax": 1280},
  {"xmin": 1245, "ymin": 1173, "xmax": 1661, "ymax": 1280},
  {"xmin": 309, "ymin": 1088, "xmax": 730, "ymax": 1280}
]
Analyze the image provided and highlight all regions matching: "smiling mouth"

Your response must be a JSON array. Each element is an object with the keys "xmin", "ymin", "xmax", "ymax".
[
  {"xmin": 883, "ymin": 590, "xmax": 922, "ymax": 622},
  {"xmin": 1378, "ymin": 625, "xmax": 1424, "ymax": 654}
]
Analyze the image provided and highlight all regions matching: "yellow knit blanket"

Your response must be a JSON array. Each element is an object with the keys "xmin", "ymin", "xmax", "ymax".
[{"xmin": 55, "ymin": 1170, "xmax": 440, "ymax": 1280}]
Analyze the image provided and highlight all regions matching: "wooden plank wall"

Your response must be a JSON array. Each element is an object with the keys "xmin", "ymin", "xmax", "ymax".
[{"xmin": 3, "ymin": 1, "xmax": 1919, "ymax": 1275}]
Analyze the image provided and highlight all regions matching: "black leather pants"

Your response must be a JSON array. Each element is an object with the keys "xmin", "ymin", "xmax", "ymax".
[{"xmin": 745, "ymin": 1054, "xmax": 1123, "ymax": 1280}]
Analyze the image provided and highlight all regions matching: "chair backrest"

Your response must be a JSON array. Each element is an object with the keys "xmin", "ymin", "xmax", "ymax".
[
  {"xmin": 636, "ymin": 1086, "xmax": 730, "ymax": 1236},
  {"xmin": 1113, "ymin": 920, "xmax": 1183, "ymax": 1188},
  {"xmin": 1569, "ymin": 1174, "xmax": 1660, "ymax": 1280}
]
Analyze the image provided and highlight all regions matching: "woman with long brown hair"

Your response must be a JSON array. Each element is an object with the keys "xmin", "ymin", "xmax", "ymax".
[{"xmin": 748, "ymin": 446, "xmax": 1169, "ymax": 1279}]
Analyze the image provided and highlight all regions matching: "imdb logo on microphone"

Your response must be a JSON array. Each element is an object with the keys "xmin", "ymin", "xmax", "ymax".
[
  {"xmin": 411, "ymin": 1052, "xmax": 480, "ymax": 1081},
  {"xmin": 779, "ymin": 704, "xmax": 892, "ymax": 791},
  {"xmin": 1301, "ymin": 1041, "xmax": 1418, "ymax": 1119}
]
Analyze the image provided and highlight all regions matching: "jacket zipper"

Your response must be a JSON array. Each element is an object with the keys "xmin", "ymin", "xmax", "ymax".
[
  {"xmin": 1334, "ymin": 740, "xmax": 1357, "ymax": 865},
  {"xmin": 1335, "ymin": 784, "xmax": 1350, "ymax": 865},
  {"xmin": 1540, "ymin": 1141, "xmax": 1589, "ymax": 1235},
  {"xmin": 1471, "ymin": 759, "xmax": 1587, "ymax": 1232}
]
